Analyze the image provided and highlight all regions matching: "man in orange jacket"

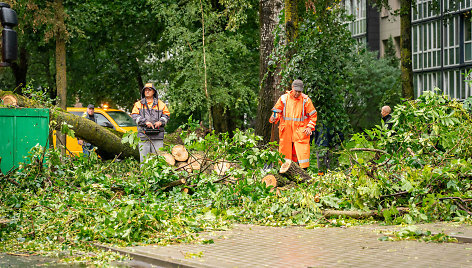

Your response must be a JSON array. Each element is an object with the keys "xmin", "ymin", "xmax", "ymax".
[
  {"xmin": 269, "ymin": 79, "xmax": 317, "ymax": 169},
  {"xmin": 131, "ymin": 83, "xmax": 170, "ymax": 162}
]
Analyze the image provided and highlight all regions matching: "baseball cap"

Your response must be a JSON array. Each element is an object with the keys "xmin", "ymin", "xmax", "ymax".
[
  {"xmin": 87, "ymin": 104, "xmax": 95, "ymax": 109},
  {"xmin": 292, "ymin": 79, "xmax": 304, "ymax": 92}
]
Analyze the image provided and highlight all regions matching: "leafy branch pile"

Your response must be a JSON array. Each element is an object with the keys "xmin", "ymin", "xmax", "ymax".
[
  {"xmin": 2, "ymin": 91, "xmax": 472, "ymax": 264},
  {"xmin": 0, "ymin": 129, "xmax": 326, "ymax": 264},
  {"xmin": 330, "ymin": 90, "xmax": 472, "ymax": 224}
]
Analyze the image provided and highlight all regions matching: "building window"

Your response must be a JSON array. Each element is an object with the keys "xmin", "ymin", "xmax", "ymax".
[
  {"xmin": 412, "ymin": 21, "xmax": 441, "ymax": 70},
  {"xmin": 413, "ymin": 25, "xmax": 422, "ymax": 70},
  {"xmin": 465, "ymin": 17, "xmax": 472, "ymax": 62},
  {"xmin": 345, "ymin": 0, "xmax": 366, "ymax": 37},
  {"xmin": 442, "ymin": 70, "xmax": 469, "ymax": 99},
  {"xmin": 444, "ymin": 16, "xmax": 460, "ymax": 67}
]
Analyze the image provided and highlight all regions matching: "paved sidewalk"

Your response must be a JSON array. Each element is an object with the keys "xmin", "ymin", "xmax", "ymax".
[{"xmin": 110, "ymin": 222, "xmax": 472, "ymax": 268}]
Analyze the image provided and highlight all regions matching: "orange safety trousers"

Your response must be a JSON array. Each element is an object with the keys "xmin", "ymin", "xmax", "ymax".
[{"xmin": 270, "ymin": 90, "xmax": 317, "ymax": 168}]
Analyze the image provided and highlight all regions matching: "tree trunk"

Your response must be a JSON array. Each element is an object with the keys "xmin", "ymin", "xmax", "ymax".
[
  {"xmin": 55, "ymin": 0, "xmax": 67, "ymax": 155},
  {"xmin": 0, "ymin": 90, "xmax": 140, "ymax": 160},
  {"xmin": 400, "ymin": 0, "xmax": 414, "ymax": 99},
  {"xmin": 132, "ymin": 57, "xmax": 144, "ymax": 91},
  {"xmin": 10, "ymin": 46, "xmax": 28, "ymax": 93},
  {"xmin": 285, "ymin": 0, "xmax": 298, "ymax": 44},
  {"xmin": 211, "ymin": 104, "xmax": 236, "ymax": 134},
  {"xmin": 255, "ymin": 0, "xmax": 283, "ymax": 143}
]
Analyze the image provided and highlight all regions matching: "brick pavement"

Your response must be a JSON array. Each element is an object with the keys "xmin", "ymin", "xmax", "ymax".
[{"xmin": 111, "ymin": 223, "xmax": 472, "ymax": 268}]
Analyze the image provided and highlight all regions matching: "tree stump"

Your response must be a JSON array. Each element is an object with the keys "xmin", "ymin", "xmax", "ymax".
[
  {"xmin": 279, "ymin": 159, "xmax": 312, "ymax": 183},
  {"xmin": 261, "ymin": 174, "xmax": 291, "ymax": 188},
  {"xmin": 172, "ymin": 145, "xmax": 189, "ymax": 162}
]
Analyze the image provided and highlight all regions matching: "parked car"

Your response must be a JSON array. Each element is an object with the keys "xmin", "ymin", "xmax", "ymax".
[{"xmin": 53, "ymin": 107, "xmax": 137, "ymax": 156}]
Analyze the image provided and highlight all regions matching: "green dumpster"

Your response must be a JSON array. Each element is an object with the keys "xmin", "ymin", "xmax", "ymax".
[{"xmin": 0, "ymin": 108, "xmax": 49, "ymax": 174}]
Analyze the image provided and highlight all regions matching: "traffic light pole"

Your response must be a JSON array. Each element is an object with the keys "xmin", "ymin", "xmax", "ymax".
[{"xmin": 0, "ymin": 2, "xmax": 18, "ymax": 67}]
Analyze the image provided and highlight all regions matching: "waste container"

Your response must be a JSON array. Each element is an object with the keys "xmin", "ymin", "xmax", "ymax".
[{"xmin": 0, "ymin": 108, "xmax": 49, "ymax": 174}]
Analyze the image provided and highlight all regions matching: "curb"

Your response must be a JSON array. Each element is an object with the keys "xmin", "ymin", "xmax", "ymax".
[
  {"xmin": 94, "ymin": 243, "xmax": 212, "ymax": 268},
  {"xmin": 445, "ymin": 234, "xmax": 472, "ymax": 243}
]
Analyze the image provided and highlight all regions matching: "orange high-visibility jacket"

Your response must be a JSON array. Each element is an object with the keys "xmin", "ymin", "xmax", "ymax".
[{"xmin": 270, "ymin": 90, "xmax": 317, "ymax": 168}]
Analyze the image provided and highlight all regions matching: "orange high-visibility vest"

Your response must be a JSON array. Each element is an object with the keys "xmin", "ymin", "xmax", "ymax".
[{"xmin": 270, "ymin": 90, "xmax": 317, "ymax": 168}]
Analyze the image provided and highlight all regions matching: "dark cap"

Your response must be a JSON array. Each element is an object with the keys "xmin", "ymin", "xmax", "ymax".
[
  {"xmin": 141, "ymin": 82, "xmax": 157, "ymax": 99},
  {"xmin": 87, "ymin": 104, "xmax": 95, "ymax": 109},
  {"xmin": 292, "ymin": 79, "xmax": 304, "ymax": 92}
]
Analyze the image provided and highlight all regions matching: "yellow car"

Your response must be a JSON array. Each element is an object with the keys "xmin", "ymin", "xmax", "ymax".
[{"xmin": 54, "ymin": 107, "xmax": 138, "ymax": 156}]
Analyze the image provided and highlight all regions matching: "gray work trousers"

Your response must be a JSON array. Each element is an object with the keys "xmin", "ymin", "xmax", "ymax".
[{"xmin": 139, "ymin": 139, "xmax": 164, "ymax": 162}]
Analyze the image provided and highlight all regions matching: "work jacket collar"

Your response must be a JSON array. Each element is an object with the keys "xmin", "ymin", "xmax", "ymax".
[
  {"xmin": 140, "ymin": 97, "xmax": 158, "ymax": 107},
  {"xmin": 288, "ymin": 90, "xmax": 305, "ymax": 100}
]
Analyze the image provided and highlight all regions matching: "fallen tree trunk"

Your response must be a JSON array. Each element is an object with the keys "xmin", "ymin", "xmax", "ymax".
[
  {"xmin": 279, "ymin": 159, "xmax": 312, "ymax": 183},
  {"xmin": 0, "ymin": 90, "xmax": 139, "ymax": 160}
]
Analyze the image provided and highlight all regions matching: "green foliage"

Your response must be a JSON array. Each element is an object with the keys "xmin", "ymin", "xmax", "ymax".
[
  {"xmin": 337, "ymin": 90, "xmax": 472, "ymax": 223},
  {"xmin": 121, "ymin": 130, "xmax": 140, "ymax": 150},
  {"xmin": 272, "ymin": 1, "xmax": 353, "ymax": 135},
  {"xmin": 344, "ymin": 49, "xmax": 401, "ymax": 132},
  {"xmin": 272, "ymin": 1, "xmax": 401, "ymax": 135},
  {"xmin": 4, "ymin": 92, "xmax": 472, "ymax": 264},
  {"xmin": 0, "ymin": 129, "xmax": 304, "ymax": 265},
  {"xmin": 379, "ymin": 226, "xmax": 458, "ymax": 243},
  {"xmin": 151, "ymin": 0, "xmax": 260, "ymax": 132},
  {"xmin": 383, "ymin": 36, "xmax": 400, "ymax": 68}
]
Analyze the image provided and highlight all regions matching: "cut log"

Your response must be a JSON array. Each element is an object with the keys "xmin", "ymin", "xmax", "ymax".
[
  {"xmin": 0, "ymin": 90, "xmax": 139, "ymax": 160},
  {"xmin": 1, "ymin": 94, "xmax": 18, "ymax": 106},
  {"xmin": 181, "ymin": 187, "xmax": 195, "ymax": 195},
  {"xmin": 176, "ymin": 161, "xmax": 192, "ymax": 172},
  {"xmin": 214, "ymin": 160, "xmax": 231, "ymax": 176},
  {"xmin": 158, "ymin": 152, "xmax": 175, "ymax": 166},
  {"xmin": 172, "ymin": 145, "xmax": 189, "ymax": 162},
  {"xmin": 279, "ymin": 159, "xmax": 312, "ymax": 183},
  {"xmin": 187, "ymin": 153, "xmax": 203, "ymax": 170},
  {"xmin": 160, "ymin": 178, "xmax": 186, "ymax": 191},
  {"xmin": 261, "ymin": 174, "xmax": 291, "ymax": 188}
]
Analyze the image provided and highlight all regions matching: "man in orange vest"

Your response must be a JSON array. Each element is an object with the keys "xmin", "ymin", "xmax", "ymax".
[{"xmin": 269, "ymin": 79, "xmax": 317, "ymax": 169}]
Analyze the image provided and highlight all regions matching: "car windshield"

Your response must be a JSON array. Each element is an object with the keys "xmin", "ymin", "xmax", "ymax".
[{"xmin": 106, "ymin": 111, "xmax": 137, "ymax": 127}]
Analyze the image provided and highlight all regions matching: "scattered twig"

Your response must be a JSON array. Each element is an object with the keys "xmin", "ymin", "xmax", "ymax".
[
  {"xmin": 439, "ymin": 197, "xmax": 472, "ymax": 216},
  {"xmin": 350, "ymin": 148, "xmax": 387, "ymax": 154}
]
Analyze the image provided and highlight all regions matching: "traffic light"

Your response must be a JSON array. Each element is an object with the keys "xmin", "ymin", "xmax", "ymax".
[{"xmin": 0, "ymin": 2, "xmax": 17, "ymax": 66}]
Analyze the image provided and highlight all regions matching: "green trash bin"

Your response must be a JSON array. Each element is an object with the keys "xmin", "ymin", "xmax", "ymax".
[{"xmin": 0, "ymin": 108, "xmax": 50, "ymax": 174}]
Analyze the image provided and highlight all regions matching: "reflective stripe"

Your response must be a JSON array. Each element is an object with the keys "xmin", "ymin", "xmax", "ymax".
[
  {"xmin": 298, "ymin": 159, "xmax": 310, "ymax": 164},
  {"xmin": 283, "ymin": 117, "xmax": 304, "ymax": 122},
  {"xmin": 308, "ymin": 109, "xmax": 317, "ymax": 116},
  {"xmin": 273, "ymin": 108, "xmax": 282, "ymax": 113},
  {"xmin": 160, "ymin": 117, "xmax": 168, "ymax": 124},
  {"xmin": 281, "ymin": 94, "xmax": 287, "ymax": 117},
  {"xmin": 302, "ymin": 97, "xmax": 307, "ymax": 119},
  {"xmin": 309, "ymin": 120, "xmax": 315, "ymax": 125},
  {"xmin": 135, "ymin": 116, "xmax": 141, "ymax": 124}
]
